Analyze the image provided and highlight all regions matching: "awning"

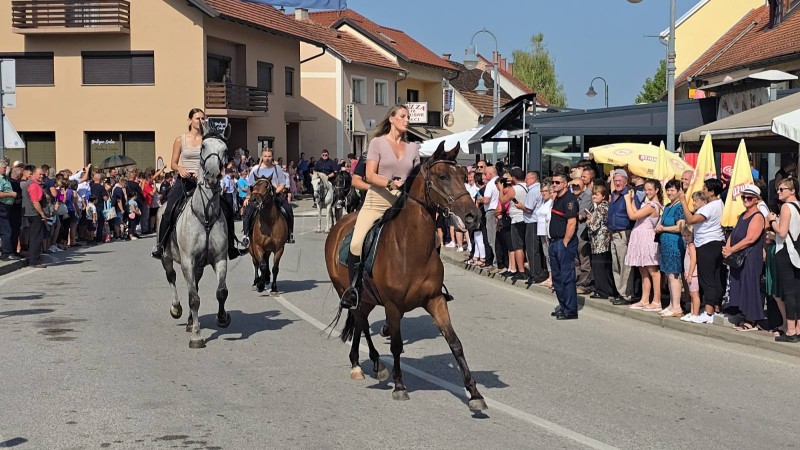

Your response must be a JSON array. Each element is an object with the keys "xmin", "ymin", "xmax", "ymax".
[
  {"xmin": 419, "ymin": 127, "xmax": 508, "ymax": 157},
  {"xmin": 407, "ymin": 125, "xmax": 452, "ymax": 141},
  {"xmin": 772, "ymin": 108, "xmax": 800, "ymax": 143},
  {"xmin": 679, "ymin": 92, "xmax": 800, "ymax": 143},
  {"xmin": 2, "ymin": 116, "xmax": 24, "ymax": 149},
  {"xmin": 701, "ymin": 70, "xmax": 798, "ymax": 93},
  {"xmin": 468, "ymin": 93, "xmax": 535, "ymax": 154},
  {"xmin": 284, "ymin": 111, "xmax": 317, "ymax": 122}
]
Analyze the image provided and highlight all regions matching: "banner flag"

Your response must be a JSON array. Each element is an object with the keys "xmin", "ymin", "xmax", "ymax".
[
  {"xmin": 721, "ymin": 139, "xmax": 754, "ymax": 228},
  {"xmin": 686, "ymin": 134, "xmax": 717, "ymax": 211}
]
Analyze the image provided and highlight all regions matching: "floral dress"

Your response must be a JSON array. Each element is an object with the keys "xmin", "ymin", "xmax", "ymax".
[
  {"xmin": 587, "ymin": 201, "xmax": 610, "ymax": 254},
  {"xmin": 658, "ymin": 201, "xmax": 686, "ymax": 274}
]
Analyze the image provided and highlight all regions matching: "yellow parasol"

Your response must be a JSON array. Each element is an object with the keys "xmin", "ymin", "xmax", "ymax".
[
  {"xmin": 721, "ymin": 139, "xmax": 754, "ymax": 227},
  {"xmin": 685, "ymin": 134, "xmax": 717, "ymax": 210},
  {"xmin": 654, "ymin": 141, "xmax": 671, "ymax": 204},
  {"xmin": 589, "ymin": 143, "xmax": 693, "ymax": 181}
]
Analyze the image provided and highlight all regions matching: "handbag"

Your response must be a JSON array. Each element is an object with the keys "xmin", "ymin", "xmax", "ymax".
[
  {"xmin": 103, "ymin": 200, "xmax": 117, "ymax": 221},
  {"xmin": 722, "ymin": 251, "xmax": 747, "ymax": 269},
  {"xmin": 56, "ymin": 203, "xmax": 68, "ymax": 217}
]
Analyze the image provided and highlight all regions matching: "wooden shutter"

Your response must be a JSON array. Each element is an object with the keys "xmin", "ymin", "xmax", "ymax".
[
  {"xmin": 82, "ymin": 51, "xmax": 154, "ymax": 85},
  {"xmin": 123, "ymin": 132, "xmax": 155, "ymax": 169},
  {"xmin": 0, "ymin": 53, "xmax": 54, "ymax": 85},
  {"xmin": 257, "ymin": 61, "xmax": 273, "ymax": 92},
  {"xmin": 23, "ymin": 132, "xmax": 56, "ymax": 168}
]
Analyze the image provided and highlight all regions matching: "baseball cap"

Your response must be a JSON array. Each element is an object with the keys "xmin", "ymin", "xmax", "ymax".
[{"xmin": 613, "ymin": 169, "xmax": 628, "ymax": 179}]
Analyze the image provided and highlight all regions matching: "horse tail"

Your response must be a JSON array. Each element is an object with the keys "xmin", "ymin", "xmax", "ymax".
[{"xmin": 325, "ymin": 307, "xmax": 356, "ymax": 342}]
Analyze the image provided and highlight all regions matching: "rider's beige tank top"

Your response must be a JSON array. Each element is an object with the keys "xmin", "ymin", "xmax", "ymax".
[{"xmin": 179, "ymin": 134, "xmax": 202, "ymax": 175}]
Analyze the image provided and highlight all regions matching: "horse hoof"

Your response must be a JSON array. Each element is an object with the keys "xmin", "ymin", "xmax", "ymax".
[
  {"xmin": 375, "ymin": 367, "xmax": 389, "ymax": 382},
  {"xmin": 216, "ymin": 313, "xmax": 231, "ymax": 328},
  {"xmin": 256, "ymin": 284, "xmax": 265, "ymax": 293},
  {"xmin": 350, "ymin": 367, "xmax": 365, "ymax": 380},
  {"xmin": 189, "ymin": 339, "xmax": 205, "ymax": 349},
  {"xmin": 468, "ymin": 398, "xmax": 488, "ymax": 411},
  {"xmin": 170, "ymin": 305, "xmax": 182, "ymax": 319},
  {"xmin": 251, "ymin": 285, "xmax": 258, "ymax": 291},
  {"xmin": 392, "ymin": 389, "xmax": 410, "ymax": 401}
]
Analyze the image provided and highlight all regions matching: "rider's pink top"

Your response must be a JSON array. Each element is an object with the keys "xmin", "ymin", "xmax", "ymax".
[{"xmin": 366, "ymin": 135, "xmax": 420, "ymax": 183}]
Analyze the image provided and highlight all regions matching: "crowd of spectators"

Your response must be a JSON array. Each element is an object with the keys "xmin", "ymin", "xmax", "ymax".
[{"xmin": 446, "ymin": 156, "xmax": 800, "ymax": 340}]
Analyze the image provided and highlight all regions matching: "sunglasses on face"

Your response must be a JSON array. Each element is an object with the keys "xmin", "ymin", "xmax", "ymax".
[
  {"xmin": 552, "ymin": 181, "xmax": 563, "ymax": 185},
  {"xmin": 742, "ymin": 195, "xmax": 757, "ymax": 201},
  {"xmin": 570, "ymin": 184, "xmax": 582, "ymax": 189},
  {"xmin": 778, "ymin": 187, "xmax": 793, "ymax": 192}
]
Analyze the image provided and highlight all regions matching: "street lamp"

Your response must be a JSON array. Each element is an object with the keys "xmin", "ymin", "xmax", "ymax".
[
  {"xmin": 464, "ymin": 27, "xmax": 500, "ymax": 163},
  {"xmin": 629, "ymin": 0, "xmax": 676, "ymax": 151},
  {"xmin": 586, "ymin": 76, "xmax": 609, "ymax": 108}
]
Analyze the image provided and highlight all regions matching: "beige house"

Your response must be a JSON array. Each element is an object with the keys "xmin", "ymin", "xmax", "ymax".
[
  {"xmin": 301, "ymin": 9, "xmax": 455, "ymax": 157},
  {"xmin": 1, "ymin": 0, "xmax": 324, "ymax": 170}
]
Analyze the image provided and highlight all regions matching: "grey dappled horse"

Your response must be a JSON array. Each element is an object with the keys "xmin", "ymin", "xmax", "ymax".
[
  {"xmin": 311, "ymin": 170, "xmax": 335, "ymax": 233},
  {"xmin": 156, "ymin": 124, "xmax": 231, "ymax": 349}
]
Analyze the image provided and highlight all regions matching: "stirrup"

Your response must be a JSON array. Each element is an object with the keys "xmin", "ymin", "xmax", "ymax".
[
  {"xmin": 151, "ymin": 244, "xmax": 163, "ymax": 259},
  {"xmin": 287, "ymin": 233, "xmax": 295, "ymax": 244},
  {"xmin": 340, "ymin": 287, "xmax": 360, "ymax": 310},
  {"xmin": 241, "ymin": 235, "xmax": 250, "ymax": 247}
]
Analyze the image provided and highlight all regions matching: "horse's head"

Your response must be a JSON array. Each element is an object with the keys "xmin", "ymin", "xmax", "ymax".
[
  {"xmin": 252, "ymin": 176, "xmax": 277, "ymax": 208},
  {"xmin": 311, "ymin": 170, "xmax": 326, "ymax": 201},
  {"xmin": 419, "ymin": 142, "xmax": 480, "ymax": 231},
  {"xmin": 200, "ymin": 129, "xmax": 228, "ymax": 189}
]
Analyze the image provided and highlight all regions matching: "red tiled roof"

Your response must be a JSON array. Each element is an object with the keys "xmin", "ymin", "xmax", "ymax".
[
  {"xmin": 297, "ymin": 20, "xmax": 402, "ymax": 71},
  {"xmin": 448, "ymin": 61, "xmax": 512, "ymax": 117},
  {"xmin": 202, "ymin": 0, "xmax": 321, "ymax": 44},
  {"xmin": 678, "ymin": 5, "xmax": 800, "ymax": 85},
  {"xmin": 305, "ymin": 9, "xmax": 455, "ymax": 70}
]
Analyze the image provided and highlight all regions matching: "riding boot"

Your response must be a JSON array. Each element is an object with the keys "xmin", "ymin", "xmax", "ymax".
[
  {"xmin": 151, "ymin": 211, "xmax": 170, "ymax": 259},
  {"xmin": 340, "ymin": 251, "xmax": 362, "ymax": 309},
  {"xmin": 241, "ymin": 203, "xmax": 254, "ymax": 247},
  {"xmin": 283, "ymin": 199, "xmax": 295, "ymax": 244}
]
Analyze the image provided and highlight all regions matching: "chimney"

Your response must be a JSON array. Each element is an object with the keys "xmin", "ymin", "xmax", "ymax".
[
  {"xmin": 492, "ymin": 51, "xmax": 497, "ymax": 66},
  {"xmin": 507, "ymin": 62, "xmax": 513, "ymax": 76},
  {"xmin": 442, "ymin": 53, "xmax": 451, "ymax": 61},
  {"xmin": 295, "ymin": 8, "xmax": 309, "ymax": 21},
  {"xmin": 501, "ymin": 57, "xmax": 507, "ymax": 71}
]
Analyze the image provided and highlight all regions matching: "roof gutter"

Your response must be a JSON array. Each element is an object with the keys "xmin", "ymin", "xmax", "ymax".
[
  {"xmin": 394, "ymin": 71, "xmax": 408, "ymax": 104},
  {"xmin": 301, "ymin": 46, "xmax": 327, "ymax": 64}
]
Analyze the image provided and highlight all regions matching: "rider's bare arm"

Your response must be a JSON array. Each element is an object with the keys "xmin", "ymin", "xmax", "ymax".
[{"xmin": 171, "ymin": 137, "xmax": 190, "ymax": 178}]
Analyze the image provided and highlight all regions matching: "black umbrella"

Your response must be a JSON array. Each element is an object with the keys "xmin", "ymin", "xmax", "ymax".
[{"xmin": 97, "ymin": 154, "xmax": 137, "ymax": 170}]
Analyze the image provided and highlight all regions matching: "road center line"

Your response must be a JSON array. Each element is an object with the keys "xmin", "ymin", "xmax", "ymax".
[{"xmin": 273, "ymin": 295, "xmax": 619, "ymax": 450}]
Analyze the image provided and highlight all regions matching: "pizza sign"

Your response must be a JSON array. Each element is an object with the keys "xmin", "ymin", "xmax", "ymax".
[{"xmin": 405, "ymin": 102, "xmax": 428, "ymax": 124}]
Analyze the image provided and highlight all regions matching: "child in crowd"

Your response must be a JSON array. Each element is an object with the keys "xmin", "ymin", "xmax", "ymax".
[
  {"xmin": 680, "ymin": 224, "xmax": 701, "ymax": 322},
  {"xmin": 86, "ymin": 195, "xmax": 98, "ymax": 242},
  {"xmin": 127, "ymin": 191, "xmax": 141, "ymax": 240}
]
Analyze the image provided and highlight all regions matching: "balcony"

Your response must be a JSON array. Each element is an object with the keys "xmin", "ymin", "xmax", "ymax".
[
  {"xmin": 12, "ymin": 0, "xmax": 130, "ymax": 34},
  {"xmin": 205, "ymin": 83, "xmax": 269, "ymax": 117}
]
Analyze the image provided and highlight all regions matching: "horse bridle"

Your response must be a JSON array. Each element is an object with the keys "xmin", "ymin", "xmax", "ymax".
[
  {"xmin": 252, "ymin": 178, "xmax": 277, "ymax": 212},
  {"xmin": 193, "ymin": 135, "xmax": 227, "ymax": 248},
  {"xmin": 407, "ymin": 159, "xmax": 471, "ymax": 216}
]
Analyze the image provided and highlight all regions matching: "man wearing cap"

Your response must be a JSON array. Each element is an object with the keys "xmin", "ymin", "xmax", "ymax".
[
  {"xmin": 607, "ymin": 169, "xmax": 634, "ymax": 305},
  {"xmin": 549, "ymin": 172, "xmax": 579, "ymax": 320}
]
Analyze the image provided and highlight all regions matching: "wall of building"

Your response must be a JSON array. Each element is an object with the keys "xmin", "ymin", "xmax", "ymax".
[
  {"xmin": 445, "ymin": 92, "xmax": 481, "ymax": 134},
  {"xmin": 1, "ymin": 0, "xmax": 205, "ymax": 170},
  {"xmin": 299, "ymin": 47, "xmax": 339, "ymax": 158}
]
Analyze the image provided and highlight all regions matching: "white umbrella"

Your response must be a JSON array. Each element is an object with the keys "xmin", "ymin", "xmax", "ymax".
[{"xmin": 772, "ymin": 108, "xmax": 800, "ymax": 143}]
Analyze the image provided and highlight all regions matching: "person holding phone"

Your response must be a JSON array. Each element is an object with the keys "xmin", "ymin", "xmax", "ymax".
[{"xmin": 499, "ymin": 168, "xmax": 528, "ymax": 280}]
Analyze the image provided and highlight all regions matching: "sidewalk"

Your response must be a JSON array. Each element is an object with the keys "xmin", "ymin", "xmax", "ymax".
[{"xmin": 439, "ymin": 247, "xmax": 800, "ymax": 358}]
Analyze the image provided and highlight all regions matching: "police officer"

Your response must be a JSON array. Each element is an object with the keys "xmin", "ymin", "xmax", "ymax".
[
  {"xmin": 549, "ymin": 172, "xmax": 579, "ymax": 320},
  {"xmin": 241, "ymin": 148, "xmax": 295, "ymax": 245}
]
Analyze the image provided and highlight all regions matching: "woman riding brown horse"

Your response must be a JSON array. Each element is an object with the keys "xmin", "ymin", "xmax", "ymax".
[
  {"xmin": 249, "ymin": 177, "xmax": 288, "ymax": 294},
  {"xmin": 325, "ymin": 142, "xmax": 487, "ymax": 411}
]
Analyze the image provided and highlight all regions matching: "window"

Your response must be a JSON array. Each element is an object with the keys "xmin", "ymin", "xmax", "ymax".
[
  {"xmin": 6, "ymin": 132, "xmax": 56, "ymax": 167},
  {"xmin": 82, "ymin": 51, "xmax": 154, "ymax": 85},
  {"xmin": 257, "ymin": 61, "xmax": 273, "ymax": 93},
  {"xmin": 0, "ymin": 53, "xmax": 54, "ymax": 85},
  {"xmin": 285, "ymin": 67, "xmax": 294, "ymax": 96},
  {"xmin": 352, "ymin": 76, "xmax": 366, "ymax": 104},
  {"xmin": 258, "ymin": 136, "xmax": 275, "ymax": 152},
  {"xmin": 407, "ymin": 89, "xmax": 419, "ymax": 102},
  {"xmin": 374, "ymin": 80, "xmax": 388, "ymax": 106},
  {"xmin": 86, "ymin": 132, "xmax": 155, "ymax": 168}
]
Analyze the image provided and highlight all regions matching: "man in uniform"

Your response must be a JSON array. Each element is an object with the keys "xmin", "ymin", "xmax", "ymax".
[
  {"xmin": 549, "ymin": 172, "xmax": 579, "ymax": 320},
  {"xmin": 240, "ymin": 148, "xmax": 295, "ymax": 245}
]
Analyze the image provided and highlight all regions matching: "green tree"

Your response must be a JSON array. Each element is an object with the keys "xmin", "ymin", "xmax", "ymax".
[
  {"xmin": 511, "ymin": 33, "xmax": 567, "ymax": 107},
  {"xmin": 635, "ymin": 60, "xmax": 666, "ymax": 104}
]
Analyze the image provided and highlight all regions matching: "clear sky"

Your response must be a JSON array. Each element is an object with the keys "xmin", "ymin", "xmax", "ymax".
[{"xmin": 337, "ymin": 0, "xmax": 699, "ymax": 109}]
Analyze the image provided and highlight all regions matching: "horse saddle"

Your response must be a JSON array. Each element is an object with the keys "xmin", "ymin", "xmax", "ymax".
[{"xmin": 338, "ymin": 221, "xmax": 385, "ymax": 275}]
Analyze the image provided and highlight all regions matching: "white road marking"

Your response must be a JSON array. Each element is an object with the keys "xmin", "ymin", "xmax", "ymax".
[{"xmin": 274, "ymin": 295, "xmax": 619, "ymax": 450}]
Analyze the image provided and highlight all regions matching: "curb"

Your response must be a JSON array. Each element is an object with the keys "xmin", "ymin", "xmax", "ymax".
[
  {"xmin": 440, "ymin": 250, "xmax": 800, "ymax": 358},
  {"xmin": 0, "ymin": 259, "xmax": 29, "ymax": 277}
]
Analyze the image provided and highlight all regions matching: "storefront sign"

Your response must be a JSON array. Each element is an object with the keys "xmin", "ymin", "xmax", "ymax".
[
  {"xmin": 443, "ymin": 88, "xmax": 454, "ymax": 113},
  {"xmin": 406, "ymin": 102, "xmax": 428, "ymax": 124}
]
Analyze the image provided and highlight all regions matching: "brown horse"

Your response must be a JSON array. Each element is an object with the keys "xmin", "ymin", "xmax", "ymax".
[
  {"xmin": 324, "ymin": 142, "xmax": 487, "ymax": 411},
  {"xmin": 249, "ymin": 177, "xmax": 288, "ymax": 295}
]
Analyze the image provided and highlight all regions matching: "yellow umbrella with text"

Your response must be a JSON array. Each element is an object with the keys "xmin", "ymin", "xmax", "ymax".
[
  {"xmin": 686, "ymin": 134, "xmax": 717, "ymax": 210},
  {"xmin": 721, "ymin": 139, "xmax": 754, "ymax": 228},
  {"xmin": 589, "ymin": 143, "xmax": 692, "ymax": 180}
]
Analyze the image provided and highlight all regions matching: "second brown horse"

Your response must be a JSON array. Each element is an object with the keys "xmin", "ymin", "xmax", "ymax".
[
  {"xmin": 325, "ymin": 142, "xmax": 487, "ymax": 411},
  {"xmin": 249, "ymin": 177, "xmax": 288, "ymax": 295}
]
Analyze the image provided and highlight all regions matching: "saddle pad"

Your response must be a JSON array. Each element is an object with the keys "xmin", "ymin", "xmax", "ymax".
[{"xmin": 338, "ymin": 222, "xmax": 383, "ymax": 275}]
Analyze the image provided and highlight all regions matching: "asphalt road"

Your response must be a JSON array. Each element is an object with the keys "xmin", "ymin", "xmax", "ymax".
[{"xmin": 1, "ymin": 213, "xmax": 799, "ymax": 449}]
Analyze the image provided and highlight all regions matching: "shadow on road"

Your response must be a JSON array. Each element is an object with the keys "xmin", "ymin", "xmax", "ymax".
[
  {"xmin": 369, "ymin": 315, "xmax": 442, "ymax": 344},
  {"xmin": 262, "ymin": 279, "xmax": 320, "ymax": 293},
  {"xmin": 2, "ymin": 292, "xmax": 46, "ymax": 301},
  {"xmin": 201, "ymin": 309, "xmax": 296, "ymax": 343},
  {"xmin": 0, "ymin": 308, "xmax": 55, "ymax": 319}
]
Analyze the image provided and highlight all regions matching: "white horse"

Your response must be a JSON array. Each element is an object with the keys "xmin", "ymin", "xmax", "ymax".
[
  {"xmin": 311, "ymin": 170, "xmax": 335, "ymax": 233},
  {"xmin": 156, "ymin": 124, "xmax": 230, "ymax": 349}
]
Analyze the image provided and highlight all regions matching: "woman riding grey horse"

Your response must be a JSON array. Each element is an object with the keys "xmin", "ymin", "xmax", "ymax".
[{"xmin": 151, "ymin": 108, "xmax": 241, "ymax": 260}]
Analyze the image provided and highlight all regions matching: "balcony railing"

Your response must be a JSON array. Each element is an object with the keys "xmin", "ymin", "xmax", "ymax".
[
  {"xmin": 12, "ymin": 0, "xmax": 130, "ymax": 34},
  {"xmin": 205, "ymin": 83, "xmax": 269, "ymax": 113}
]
